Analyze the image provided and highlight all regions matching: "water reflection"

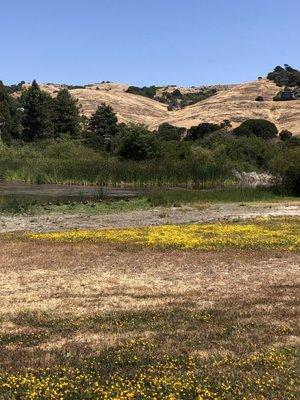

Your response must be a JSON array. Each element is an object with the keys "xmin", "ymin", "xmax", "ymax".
[{"xmin": 0, "ymin": 183, "xmax": 149, "ymax": 212}]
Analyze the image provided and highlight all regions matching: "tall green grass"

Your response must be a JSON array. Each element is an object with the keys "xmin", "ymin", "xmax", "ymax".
[
  {"xmin": 0, "ymin": 141, "xmax": 231, "ymax": 187},
  {"xmin": 148, "ymin": 187, "xmax": 292, "ymax": 207}
]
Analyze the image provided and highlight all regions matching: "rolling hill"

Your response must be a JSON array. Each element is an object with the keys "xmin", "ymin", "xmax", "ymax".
[{"xmin": 23, "ymin": 78, "xmax": 300, "ymax": 135}]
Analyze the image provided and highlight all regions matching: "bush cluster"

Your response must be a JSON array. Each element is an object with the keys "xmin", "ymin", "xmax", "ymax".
[
  {"xmin": 126, "ymin": 85, "xmax": 217, "ymax": 110},
  {"xmin": 126, "ymin": 86, "xmax": 158, "ymax": 99},
  {"xmin": 267, "ymin": 65, "xmax": 300, "ymax": 87}
]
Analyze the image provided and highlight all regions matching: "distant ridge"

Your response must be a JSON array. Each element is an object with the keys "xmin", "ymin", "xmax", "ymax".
[{"xmin": 18, "ymin": 78, "xmax": 300, "ymax": 135}]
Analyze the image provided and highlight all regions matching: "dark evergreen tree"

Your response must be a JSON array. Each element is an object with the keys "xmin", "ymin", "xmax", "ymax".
[
  {"xmin": 87, "ymin": 103, "xmax": 118, "ymax": 150},
  {"xmin": 0, "ymin": 81, "xmax": 21, "ymax": 144},
  {"xmin": 53, "ymin": 89, "xmax": 81, "ymax": 137},
  {"xmin": 20, "ymin": 80, "xmax": 54, "ymax": 141}
]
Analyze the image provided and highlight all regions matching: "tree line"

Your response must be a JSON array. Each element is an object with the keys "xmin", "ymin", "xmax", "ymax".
[
  {"xmin": 0, "ymin": 80, "xmax": 299, "ymax": 194},
  {"xmin": 0, "ymin": 80, "xmax": 296, "ymax": 154}
]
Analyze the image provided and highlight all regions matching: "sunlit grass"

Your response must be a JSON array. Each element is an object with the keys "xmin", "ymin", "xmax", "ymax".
[
  {"xmin": 0, "ymin": 347, "xmax": 297, "ymax": 400},
  {"xmin": 1, "ymin": 292, "xmax": 299, "ymax": 399}
]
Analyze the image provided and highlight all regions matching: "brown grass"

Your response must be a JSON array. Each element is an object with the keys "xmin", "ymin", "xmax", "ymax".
[
  {"xmin": 0, "ymin": 240, "xmax": 299, "ymax": 316},
  {"xmin": 21, "ymin": 78, "xmax": 300, "ymax": 135},
  {"xmin": 0, "ymin": 238, "xmax": 299, "ymax": 398}
]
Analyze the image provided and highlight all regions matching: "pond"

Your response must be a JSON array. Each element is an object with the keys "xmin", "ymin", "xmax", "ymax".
[{"xmin": 0, "ymin": 183, "xmax": 151, "ymax": 212}]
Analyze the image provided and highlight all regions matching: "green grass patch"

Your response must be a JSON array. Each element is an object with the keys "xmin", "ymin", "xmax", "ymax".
[
  {"xmin": 0, "ymin": 197, "xmax": 151, "ymax": 215},
  {"xmin": 148, "ymin": 187, "xmax": 295, "ymax": 207},
  {"xmin": 0, "ymin": 187, "xmax": 298, "ymax": 215},
  {"xmin": 38, "ymin": 197, "xmax": 151, "ymax": 215}
]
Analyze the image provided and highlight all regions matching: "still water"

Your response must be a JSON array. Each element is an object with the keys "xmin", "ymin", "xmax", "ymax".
[{"xmin": 0, "ymin": 183, "xmax": 150, "ymax": 211}]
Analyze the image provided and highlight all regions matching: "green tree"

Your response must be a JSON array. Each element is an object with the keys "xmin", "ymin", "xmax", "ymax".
[
  {"xmin": 87, "ymin": 103, "xmax": 118, "ymax": 150},
  {"xmin": 269, "ymin": 147, "xmax": 300, "ymax": 196},
  {"xmin": 126, "ymin": 86, "xmax": 157, "ymax": 99},
  {"xmin": 267, "ymin": 65, "xmax": 300, "ymax": 87},
  {"xmin": 233, "ymin": 119, "xmax": 278, "ymax": 139},
  {"xmin": 0, "ymin": 81, "xmax": 21, "ymax": 144},
  {"xmin": 156, "ymin": 123, "xmax": 185, "ymax": 141},
  {"xmin": 53, "ymin": 89, "xmax": 81, "ymax": 137},
  {"xmin": 279, "ymin": 130, "xmax": 293, "ymax": 141},
  {"xmin": 21, "ymin": 80, "xmax": 54, "ymax": 141},
  {"xmin": 117, "ymin": 124, "xmax": 158, "ymax": 160},
  {"xmin": 186, "ymin": 123, "xmax": 220, "ymax": 141}
]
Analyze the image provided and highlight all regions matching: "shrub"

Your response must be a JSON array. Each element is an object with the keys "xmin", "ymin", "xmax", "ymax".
[
  {"xmin": 117, "ymin": 124, "xmax": 159, "ymax": 161},
  {"xmin": 156, "ymin": 123, "xmax": 185, "ymax": 141},
  {"xmin": 186, "ymin": 123, "xmax": 221, "ymax": 141},
  {"xmin": 267, "ymin": 65, "xmax": 300, "ymax": 87},
  {"xmin": 158, "ymin": 88, "xmax": 217, "ymax": 110},
  {"xmin": 283, "ymin": 166, "xmax": 300, "ymax": 196},
  {"xmin": 279, "ymin": 130, "xmax": 293, "ymax": 141},
  {"xmin": 269, "ymin": 148, "xmax": 300, "ymax": 196},
  {"xmin": 126, "ymin": 86, "xmax": 158, "ymax": 99},
  {"xmin": 220, "ymin": 119, "xmax": 232, "ymax": 130},
  {"xmin": 255, "ymin": 96, "xmax": 264, "ymax": 102},
  {"xmin": 233, "ymin": 119, "xmax": 278, "ymax": 139},
  {"xmin": 172, "ymin": 89, "xmax": 182, "ymax": 98}
]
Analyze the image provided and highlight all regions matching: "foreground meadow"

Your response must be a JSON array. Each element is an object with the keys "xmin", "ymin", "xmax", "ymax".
[{"xmin": 0, "ymin": 217, "xmax": 299, "ymax": 399}]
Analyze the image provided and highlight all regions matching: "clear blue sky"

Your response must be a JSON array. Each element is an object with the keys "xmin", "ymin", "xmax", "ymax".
[{"xmin": 2, "ymin": 0, "xmax": 299, "ymax": 86}]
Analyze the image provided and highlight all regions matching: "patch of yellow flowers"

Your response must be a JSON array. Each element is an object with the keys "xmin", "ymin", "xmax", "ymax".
[
  {"xmin": 28, "ymin": 218, "xmax": 300, "ymax": 251},
  {"xmin": 0, "ymin": 348, "xmax": 296, "ymax": 400}
]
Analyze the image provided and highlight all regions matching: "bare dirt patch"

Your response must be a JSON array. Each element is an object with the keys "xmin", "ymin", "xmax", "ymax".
[{"xmin": 0, "ymin": 202, "xmax": 299, "ymax": 233}]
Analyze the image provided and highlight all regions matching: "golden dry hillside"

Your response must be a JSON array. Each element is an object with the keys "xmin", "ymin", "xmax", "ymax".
[
  {"xmin": 27, "ymin": 82, "xmax": 170, "ymax": 127},
  {"xmin": 26, "ymin": 78, "xmax": 300, "ymax": 135},
  {"xmin": 164, "ymin": 79, "xmax": 300, "ymax": 134}
]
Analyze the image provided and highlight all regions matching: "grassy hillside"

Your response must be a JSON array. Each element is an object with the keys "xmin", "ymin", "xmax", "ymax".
[{"xmin": 19, "ymin": 78, "xmax": 300, "ymax": 135}]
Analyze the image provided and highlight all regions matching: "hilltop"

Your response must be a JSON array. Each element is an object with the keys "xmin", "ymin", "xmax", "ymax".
[{"xmin": 20, "ymin": 77, "xmax": 300, "ymax": 135}]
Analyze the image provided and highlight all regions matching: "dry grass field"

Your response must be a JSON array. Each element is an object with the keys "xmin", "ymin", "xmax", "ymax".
[
  {"xmin": 165, "ymin": 79, "xmax": 300, "ymax": 134},
  {"xmin": 0, "ymin": 216, "xmax": 299, "ymax": 399},
  {"xmin": 25, "ymin": 78, "xmax": 300, "ymax": 135}
]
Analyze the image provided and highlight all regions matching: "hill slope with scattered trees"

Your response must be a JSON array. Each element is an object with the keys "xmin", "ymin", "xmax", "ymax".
[
  {"xmin": 0, "ymin": 79, "xmax": 299, "ymax": 195},
  {"xmin": 9, "ymin": 72, "xmax": 298, "ymax": 135},
  {"xmin": 5, "ymin": 65, "xmax": 299, "ymax": 135}
]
